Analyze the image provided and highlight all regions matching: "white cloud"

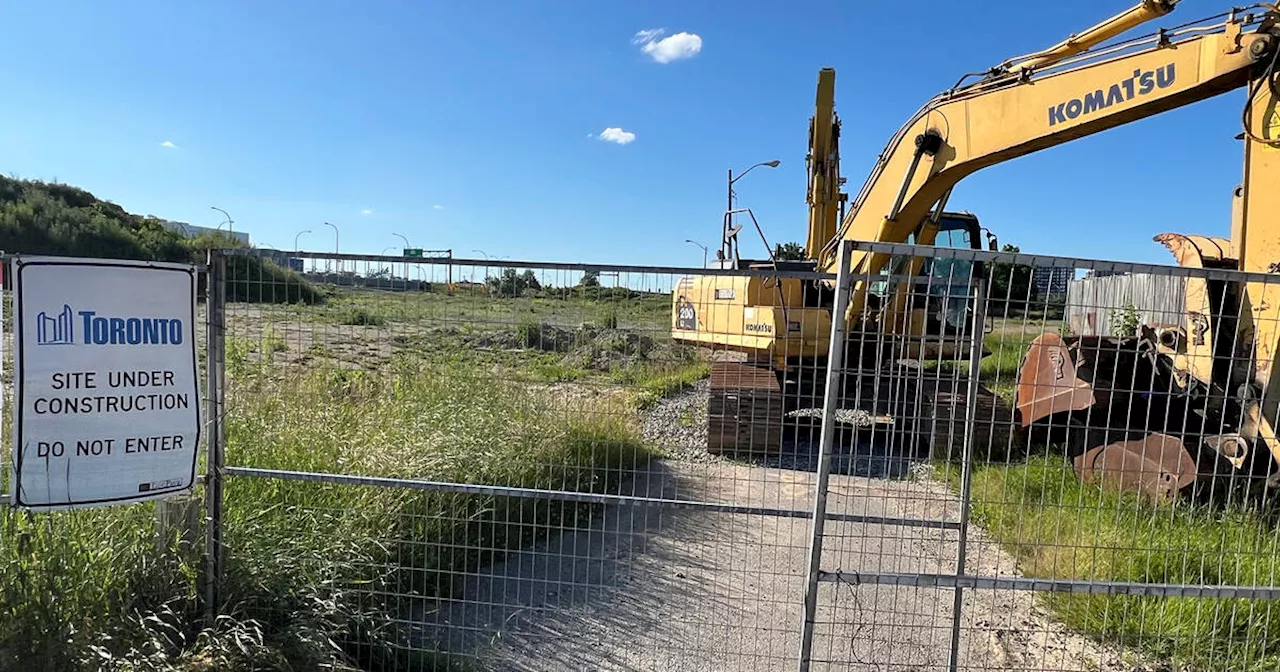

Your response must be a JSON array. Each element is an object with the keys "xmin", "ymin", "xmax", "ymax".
[
  {"xmin": 361, "ymin": 208, "xmax": 373, "ymax": 215},
  {"xmin": 432, "ymin": 204, "xmax": 444, "ymax": 210},
  {"xmin": 633, "ymin": 29, "xmax": 701, "ymax": 63},
  {"xmin": 598, "ymin": 127, "xmax": 636, "ymax": 145},
  {"xmin": 160, "ymin": 140, "xmax": 177, "ymax": 148}
]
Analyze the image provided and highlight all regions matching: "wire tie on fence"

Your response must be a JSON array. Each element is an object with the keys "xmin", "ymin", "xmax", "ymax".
[{"xmin": 829, "ymin": 569, "xmax": 860, "ymax": 586}]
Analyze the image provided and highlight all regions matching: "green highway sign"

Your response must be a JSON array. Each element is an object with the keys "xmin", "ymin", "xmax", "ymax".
[{"xmin": 403, "ymin": 248, "xmax": 423, "ymax": 258}]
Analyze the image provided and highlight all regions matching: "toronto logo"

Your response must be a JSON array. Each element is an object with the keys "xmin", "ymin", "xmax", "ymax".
[
  {"xmin": 36, "ymin": 305, "xmax": 75, "ymax": 345},
  {"xmin": 34, "ymin": 305, "xmax": 184, "ymax": 346}
]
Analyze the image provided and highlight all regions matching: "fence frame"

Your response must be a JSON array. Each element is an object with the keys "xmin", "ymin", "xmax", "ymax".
[
  {"xmin": 792, "ymin": 238, "xmax": 1280, "ymax": 672},
  {"xmin": 203, "ymin": 251, "xmax": 227, "ymax": 622},
  {"xmin": 197, "ymin": 244, "xmax": 1280, "ymax": 669}
]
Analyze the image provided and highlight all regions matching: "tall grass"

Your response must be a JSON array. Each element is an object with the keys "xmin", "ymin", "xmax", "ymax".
[
  {"xmin": 962, "ymin": 455, "xmax": 1280, "ymax": 670},
  {"xmin": 612, "ymin": 361, "xmax": 711, "ymax": 408},
  {"xmin": 0, "ymin": 504, "xmax": 204, "ymax": 671},
  {"xmin": 220, "ymin": 354, "xmax": 651, "ymax": 667},
  {"xmin": 0, "ymin": 351, "xmax": 649, "ymax": 670}
]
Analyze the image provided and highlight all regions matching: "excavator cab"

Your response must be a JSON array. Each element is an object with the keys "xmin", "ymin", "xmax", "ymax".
[
  {"xmin": 868, "ymin": 212, "xmax": 988, "ymax": 361},
  {"xmin": 919, "ymin": 213, "xmax": 985, "ymax": 333}
]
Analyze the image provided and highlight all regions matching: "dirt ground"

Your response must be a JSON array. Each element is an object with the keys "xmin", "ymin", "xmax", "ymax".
[{"xmin": 406, "ymin": 459, "xmax": 1148, "ymax": 672}]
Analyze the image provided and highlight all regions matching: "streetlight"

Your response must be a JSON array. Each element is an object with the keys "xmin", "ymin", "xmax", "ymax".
[
  {"xmin": 380, "ymin": 247, "xmax": 397, "ymax": 282},
  {"xmin": 725, "ymin": 160, "xmax": 779, "ymax": 262},
  {"xmin": 210, "ymin": 206, "xmax": 234, "ymax": 233},
  {"xmin": 324, "ymin": 222, "xmax": 339, "ymax": 253},
  {"xmin": 728, "ymin": 160, "xmax": 780, "ymax": 213},
  {"xmin": 393, "ymin": 232, "xmax": 412, "ymax": 283},
  {"xmin": 294, "ymin": 230, "xmax": 310, "ymax": 251},
  {"xmin": 684, "ymin": 239, "xmax": 709, "ymax": 267},
  {"xmin": 324, "ymin": 222, "xmax": 339, "ymax": 273}
]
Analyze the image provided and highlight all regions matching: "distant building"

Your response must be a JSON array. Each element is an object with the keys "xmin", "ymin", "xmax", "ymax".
[
  {"xmin": 1032, "ymin": 266, "xmax": 1073, "ymax": 297},
  {"xmin": 161, "ymin": 220, "xmax": 250, "ymax": 246}
]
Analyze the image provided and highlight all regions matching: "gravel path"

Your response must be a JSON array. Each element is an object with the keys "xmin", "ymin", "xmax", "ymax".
[
  {"xmin": 640, "ymin": 379, "xmax": 724, "ymax": 464},
  {"xmin": 406, "ymin": 386, "xmax": 1150, "ymax": 671}
]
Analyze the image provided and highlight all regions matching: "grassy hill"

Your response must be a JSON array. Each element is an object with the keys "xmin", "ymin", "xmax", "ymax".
[{"xmin": 0, "ymin": 175, "xmax": 323, "ymax": 303}]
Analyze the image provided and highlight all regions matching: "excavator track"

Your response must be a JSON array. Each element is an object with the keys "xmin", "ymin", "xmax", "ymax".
[
  {"xmin": 705, "ymin": 355, "xmax": 1015, "ymax": 461},
  {"xmin": 707, "ymin": 360, "xmax": 785, "ymax": 456},
  {"xmin": 921, "ymin": 376, "xmax": 1017, "ymax": 463}
]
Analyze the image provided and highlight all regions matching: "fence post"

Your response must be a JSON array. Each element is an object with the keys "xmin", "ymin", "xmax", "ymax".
[
  {"xmin": 796, "ymin": 240, "xmax": 854, "ymax": 672},
  {"xmin": 155, "ymin": 493, "xmax": 199, "ymax": 554},
  {"xmin": 203, "ymin": 251, "xmax": 227, "ymax": 624},
  {"xmin": 946, "ymin": 266, "xmax": 988, "ymax": 672}
]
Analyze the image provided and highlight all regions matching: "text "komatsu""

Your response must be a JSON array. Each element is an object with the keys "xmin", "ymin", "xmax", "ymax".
[{"xmin": 1049, "ymin": 64, "xmax": 1176, "ymax": 126}]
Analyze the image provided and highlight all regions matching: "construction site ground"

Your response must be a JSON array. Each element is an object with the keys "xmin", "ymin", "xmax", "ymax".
[{"xmin": 410, "ymin": 388, "xmax": 1147, "ymax": 672}]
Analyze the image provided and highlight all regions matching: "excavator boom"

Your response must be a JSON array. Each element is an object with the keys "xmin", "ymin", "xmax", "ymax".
[{"xmin": 823, "ymin": 10, "xmax": 1275, "ymax": 297}]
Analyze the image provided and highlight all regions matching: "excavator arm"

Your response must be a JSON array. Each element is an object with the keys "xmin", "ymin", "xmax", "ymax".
[
  {"xmin": 822, "ymin": 6, "xmax": 1278, "ymax": 309},
  {"xmin": 805, "ymin": 68, "xmax": 843, "ymax": 260}
]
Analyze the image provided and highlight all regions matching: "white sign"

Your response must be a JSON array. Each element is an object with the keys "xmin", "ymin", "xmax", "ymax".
[{"xmin": 12, "ymin": 257, "xmax": 201, "ymax": 510}]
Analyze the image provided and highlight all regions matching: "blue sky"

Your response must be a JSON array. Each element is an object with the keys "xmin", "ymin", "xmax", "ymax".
[{"xmin": 0, "ymin": 0, "xmax": 1249, "ymax": 267}]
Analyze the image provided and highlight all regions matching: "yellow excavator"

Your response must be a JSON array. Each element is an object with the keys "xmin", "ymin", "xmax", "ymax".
[{"xmin": 672, "ymin": 0, "xmax": 1280, "ymax": 499}]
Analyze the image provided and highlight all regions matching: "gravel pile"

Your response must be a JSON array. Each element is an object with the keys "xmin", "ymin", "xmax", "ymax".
[
  {"xmin": 640, "ymin": 379, "xmax": 725, "ymax": 464},
  {"xmin": 787, "ymin": 406, "xmax": 882, "ymax": 427}
]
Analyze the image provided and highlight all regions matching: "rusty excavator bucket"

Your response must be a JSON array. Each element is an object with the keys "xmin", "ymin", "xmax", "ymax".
[{"xmin": 1014, "ymin": 331, "xmax": 1266, "ymax": 501}]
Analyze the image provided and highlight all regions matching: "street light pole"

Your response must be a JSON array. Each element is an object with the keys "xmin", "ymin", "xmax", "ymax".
[
  {"xmin": 292, "ymin": 230, "xmax": 310, "ymax": 274},
  {"xmin": 324, "ymin": 222, "xmax": 339, "ymax": 273},
  {"xmin": 684, "ymin": 239, "xmax": 709, "ymax": 267},
  {"xmin": 210, "ymin": 206, "xmax": 234, "ymax": 234},
  {"xmin": 724, "ymin": 160, "xmax": 780, "ymax": 262},
  {"xmin": 727, "ymin": 168, "xmax": 734, "ymax": 218},
  {"xmin": 393, "ymin": 233, "xmax": 412, "ymax": 283},
  {"xmin": 324, "ymin": 222, "xmax": 339, "ymax": 253}
]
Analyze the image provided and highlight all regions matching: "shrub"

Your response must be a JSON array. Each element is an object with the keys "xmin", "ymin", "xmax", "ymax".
[
  {"xmin": 1108, "ymin": 302, "xmax": 1140, "ymax": 338},
  {"xmin": 338, "ymin": 306, "xmax": 387, "ymax": 327},
  {"xmin": 597, "ymin": 304, "xmax": 620, "ymax": 330},
  {"xmin": 517, "ymin": 316, "xmax": 543, "ymax": 348}
]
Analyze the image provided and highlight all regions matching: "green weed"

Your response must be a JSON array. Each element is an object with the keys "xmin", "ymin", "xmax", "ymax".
[
  {"xmin": 1109, "ymin": 302, "xmax": 1141, "ymax": 339},
  {"xmin": 596, "ymin": 304, "xmax": 620, "ymax": 330},
  {"xmin": 956, "ymin": 454, "xmax": 1280, "ymax": 670},
  {"xmin": 530, "ymin": 362, "xmax": 585, "ymax": 382},
  {"xmin": 615, "ymin": 361, "xmax": 711, "ymax": 409},
  {"xmin": 260, "ymin": 327, "xmax": 287, "ymax": 355},
  {"xmin": 516, "ymin": 316, "xmax": 543, "ymax": 348},
  {"xmin": 338, "ymin": 305, "xmax": 388, "ymax": 327}
]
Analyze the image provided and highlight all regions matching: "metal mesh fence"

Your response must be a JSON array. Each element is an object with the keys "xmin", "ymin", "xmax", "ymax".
[
  {"xmin": 805, "ymin": 240, "xmax": 1280, "ymax": 672},
  {"xmin": 215, "ymin": 250, "xmax": 838, "ymax": 670},
  {"xmin": 6, "ymin": 243, "xmax": 1280, "ymax": 670}
]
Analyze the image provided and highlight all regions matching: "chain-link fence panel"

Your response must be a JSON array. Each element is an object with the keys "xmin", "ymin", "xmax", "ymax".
[
  {"xmin": 216, "ymin": 250, "xmax": 847, "ymax": 670},
  {"xmin": 803, "ymin": 239, "xmax": 1280, "ymax": 672}
]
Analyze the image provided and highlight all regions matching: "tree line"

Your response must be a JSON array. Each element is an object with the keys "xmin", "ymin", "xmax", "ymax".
[{"xmin": 0, "ymin": 175, "xmax": 323, "ymax": 303}]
